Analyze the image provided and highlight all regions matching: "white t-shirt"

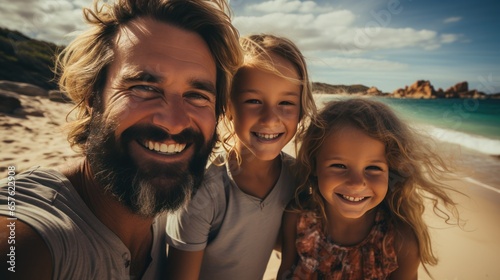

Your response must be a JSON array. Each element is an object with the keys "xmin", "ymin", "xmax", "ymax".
[
  {"xmin": 0, "ymin": 167, "xmax": 167, "ymax": 279},
  {"xmin": 166, "ymin": 153, "xmax": 297, "ymax": 280}
]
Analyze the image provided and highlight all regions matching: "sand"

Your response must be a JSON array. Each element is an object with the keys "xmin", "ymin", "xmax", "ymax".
[
  {"xmin": 1, "ymin": 94, "xmax": 500, "ymax": 279},
  {"xmin": 0, "ymin": 94, "xmax": 79, "ymax": 174}
]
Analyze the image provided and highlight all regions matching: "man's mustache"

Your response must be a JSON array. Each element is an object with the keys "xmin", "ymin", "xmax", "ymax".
[{"xmin": 121, "ymin": 125, "xmax": 202, "ymax": 145}]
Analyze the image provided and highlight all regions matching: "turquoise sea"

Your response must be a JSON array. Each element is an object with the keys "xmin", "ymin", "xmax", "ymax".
[{"xmin": 314, "ymin": 94, "xmax": 500, "ymax": 192}]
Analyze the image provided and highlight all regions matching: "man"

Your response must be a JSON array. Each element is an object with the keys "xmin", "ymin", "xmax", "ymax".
[{"xmin": 0, "ymin": 0, "xmax": 242, "ymax": 278}]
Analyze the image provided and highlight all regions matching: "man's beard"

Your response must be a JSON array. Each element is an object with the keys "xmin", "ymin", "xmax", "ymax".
[{"xmin": 85, "ymin": 111, "xmax": 216, "ymax": 218}]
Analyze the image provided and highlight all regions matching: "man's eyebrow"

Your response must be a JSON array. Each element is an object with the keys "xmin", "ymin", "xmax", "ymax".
[
  {"xmin": 190, "ymin": 78, "xmax": 216, "ymax": 96},
  {"xmin": 121, "ymin": 70, "xmax": 164, "ymax": 84}
]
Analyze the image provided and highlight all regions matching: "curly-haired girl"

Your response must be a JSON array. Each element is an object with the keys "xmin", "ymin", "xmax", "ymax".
[{"xmin": 278, "ymin": 98, "xmax": 463, "ymax": 279}]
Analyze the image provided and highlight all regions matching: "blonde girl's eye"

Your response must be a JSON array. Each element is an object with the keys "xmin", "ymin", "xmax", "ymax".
[
  {"xmin": 279, "ymin": 100, "xmax": 296, "ymax": 106},
  {"xmin": 244, "ymin": 99, "xmax": 261, "ymax": 104},
  {"xmin": 330, "ymin": 163, "xmax": 347, "ymax": 169}
]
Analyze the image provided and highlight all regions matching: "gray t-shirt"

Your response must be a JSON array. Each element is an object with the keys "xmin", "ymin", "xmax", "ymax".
[
  {"xmin": 0, "ymin": 167, "xmax": 167, "ymax": 279},
  {"xmin": 166, "ymin": 153, "xmax": 296, "ymax": 280}
]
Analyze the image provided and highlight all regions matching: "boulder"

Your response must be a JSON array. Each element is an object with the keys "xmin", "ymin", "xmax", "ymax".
[
  {"xmin": 446, "ymin": 81, "xmax": 468, "ymax": 94},
  {"xmin": 0, "ymin": 89, "xmax": 22, "ymax": 114},
  {"xmin": 0, "ymin": 80, "xmax": 48, "ymax": 97},
  {"xmin": 48, "ymin": 90, "xmax": 73, "ymax": 103},
  {"xmin": 458, "ymin": 90, "xmax": 486, "ymax": 99},
  {"xmin": 393, "ymin": 80, "xmax": 436, "ymax": 98},
  {"xmin": 366, "ymin": 86, "xmax": 382, "ymax": 96}
]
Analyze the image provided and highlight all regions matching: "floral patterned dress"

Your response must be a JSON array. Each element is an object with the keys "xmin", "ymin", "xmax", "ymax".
[{"xmin": 292, "ymin": 208, "xmax": 398, "ymax": 280}]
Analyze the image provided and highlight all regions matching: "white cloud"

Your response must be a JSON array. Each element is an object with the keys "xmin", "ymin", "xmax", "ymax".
[
  {"xmin": 440, "ymin": 33, "xmax": 460, "ymax": 44},
  {"xmin": 309, "ymin": 56, "xmax": 407, "ymax": 71},
  {"xmin": 234, "ymin": 11, "xmax": 455, "ymax": 53},
  {"xmin": 0, "ymin": 0, "xmax": 87, "ymax": 44},
  {"xmin": 444, "ymin": 16, "xmax": 462, "ymax": 23},
  {"xmin": 246, "ymin": 0, "xmax": 331, "ymax": 14}
]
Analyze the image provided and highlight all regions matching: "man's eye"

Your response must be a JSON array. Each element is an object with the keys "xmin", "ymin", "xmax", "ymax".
[
  {"xmin": 129, "ymin": 85, "xmax": 161, "ymax": 99},
  {"xmin": 185, "ymin": 92, "xmax": 213, "ymax": 106}
]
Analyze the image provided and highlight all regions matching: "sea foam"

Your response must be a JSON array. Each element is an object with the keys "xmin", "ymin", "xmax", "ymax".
[{"xmin": 421, "ymin": 125, "xmax": 500, "ymax": 156}]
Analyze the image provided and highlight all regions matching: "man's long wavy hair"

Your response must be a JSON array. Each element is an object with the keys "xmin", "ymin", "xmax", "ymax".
[
  {"xmin": 56, "ymin": 0, "xmax": 243, "ymax": 154},
  {"xmin": 294, "ymin": 98, "xmax": 464, "ymax": 276},
  {"xmin": 220, "ymin": 34, "xmax": 317, "ymax": 164}
]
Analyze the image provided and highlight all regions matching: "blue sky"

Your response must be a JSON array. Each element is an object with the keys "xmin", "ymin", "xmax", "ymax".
[{"xmin": 1, "ymin": 0, "xmax": 499, "ymax": 93}]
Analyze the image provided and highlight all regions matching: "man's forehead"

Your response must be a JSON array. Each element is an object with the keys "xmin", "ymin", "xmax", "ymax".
[{"xmin": 112, "ymin": 18, "xmax": 216, "ymax": 79}]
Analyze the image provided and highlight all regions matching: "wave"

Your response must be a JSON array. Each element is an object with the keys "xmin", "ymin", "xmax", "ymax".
[
  {"xmin": 420, "ymin": 125, "xmax": 500, "ymax": 156},
  {"xmin": 463, "ymin": 177, "xmax": 500, "ymax": 195}
]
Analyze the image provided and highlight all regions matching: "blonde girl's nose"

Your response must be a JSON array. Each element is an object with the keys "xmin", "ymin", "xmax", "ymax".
[{"xmin": 260, "ymin": 105, "xmax": 280, "ymax": 125}]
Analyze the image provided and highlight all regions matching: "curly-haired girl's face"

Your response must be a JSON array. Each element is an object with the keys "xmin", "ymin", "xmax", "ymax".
[{"xmin": 315, "ymin": 125, "xmax": 389, "ymax": 220}]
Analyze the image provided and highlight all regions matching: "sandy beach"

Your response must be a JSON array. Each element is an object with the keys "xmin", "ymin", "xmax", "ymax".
[{"xmin": 1, "ymin": 94, "xmax": 500, "ymax": 279}]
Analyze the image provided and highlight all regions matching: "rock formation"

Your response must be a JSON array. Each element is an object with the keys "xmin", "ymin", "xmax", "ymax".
[{"xmin": 392, "ymin": 80, "xmax": 489, "ymax": 99}]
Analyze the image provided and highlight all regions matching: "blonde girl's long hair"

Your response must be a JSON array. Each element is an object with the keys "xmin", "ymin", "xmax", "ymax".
[
  {"xmin": 219, "ymin": 34, "xmax": 317, "ymax": 164},
  {"xmin": 294, "ymin": 98, "xmax": 463, "ymax": 275}
]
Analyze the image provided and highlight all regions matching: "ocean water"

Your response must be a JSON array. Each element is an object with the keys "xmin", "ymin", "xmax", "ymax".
[{"xmin": 314, "ymin": 94, "xmax": 500, "ymax": 191}]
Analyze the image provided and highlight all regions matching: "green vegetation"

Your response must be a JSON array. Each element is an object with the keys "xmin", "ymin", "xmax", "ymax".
[
  {"xmin": 312, "ymin": 82, "xmax": 369, "ymax": 94},
  {"xmin": 0, "ymin": 28, "xmax": 63, "ymax": 90}
]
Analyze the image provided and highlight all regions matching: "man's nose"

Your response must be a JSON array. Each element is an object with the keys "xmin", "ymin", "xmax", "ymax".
[{"xmin": 152, "ymin": 95, "xmax": 190, "ymax": 135}]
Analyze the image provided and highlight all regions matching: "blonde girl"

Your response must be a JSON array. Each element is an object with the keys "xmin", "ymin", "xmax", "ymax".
[
  {"xmin": 166, "ymin": 34, "xmax": 316, "ymax": 280},
  {"xmin": 278, "ymin": 98, "xmax": 462, "ymax": 279}
]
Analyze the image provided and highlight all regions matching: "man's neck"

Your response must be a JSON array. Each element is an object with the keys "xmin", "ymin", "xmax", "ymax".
[{"xmin": 60, "ymin": 158, "xmax": 154, "ymax": 276}]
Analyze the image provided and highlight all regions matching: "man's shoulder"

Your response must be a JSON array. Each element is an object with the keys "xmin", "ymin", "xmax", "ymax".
[{"xmin": 1, "ymin": 166, "xmax": 71, "ymax": 204}]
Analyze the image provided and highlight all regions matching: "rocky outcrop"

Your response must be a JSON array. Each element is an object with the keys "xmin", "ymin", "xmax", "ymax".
[
  {"xmin": 446, "ymin": 81, "xmax": 468, "ymax": 94},
  {"xmin": 0, "ymin": 80, "xmax": 48, "ymax": 97},
  {"xmin": 366, "ymin": 86, "xmax": 383, "ymax": 96},
  {"xmin": 392, "ymin": 80, "xmax": 490, "ymax": 99},
  {"xmin": 0, "ymin": 89, "xmax": 22, "ymax": 114},
  {"xmin": 392, "ymin": 80, "xmax": 436, "ymax": 99}
]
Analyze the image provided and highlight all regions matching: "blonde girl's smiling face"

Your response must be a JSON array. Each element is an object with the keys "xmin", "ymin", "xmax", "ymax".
[
  {"xmin": 229, "ymin": 54, "xmax": 301, "ymax": 161},
  {"xmin": 316, "ymin": 125, "xmax": 389, "ymax": 220}
]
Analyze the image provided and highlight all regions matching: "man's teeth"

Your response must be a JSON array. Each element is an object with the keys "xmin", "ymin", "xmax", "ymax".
[
  {"xmin": 342, "ymin": 195, "xmax": 366, "ymax": 202},
  {"xmin": 145, "ymin": 141, "xmax": 186, "ymax": 154},
  {"xmin": 256, "ymin": 133, "xmax": 280, "ymax": 140}
]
